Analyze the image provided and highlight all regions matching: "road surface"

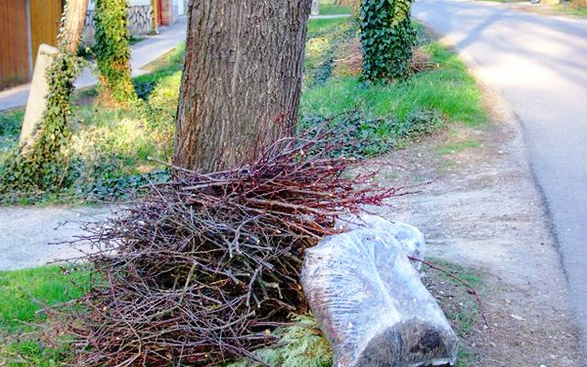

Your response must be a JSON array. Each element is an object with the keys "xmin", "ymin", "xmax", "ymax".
[{"xmin": 413, "ymin": 0, "xmax": 587, "ymax": 353}]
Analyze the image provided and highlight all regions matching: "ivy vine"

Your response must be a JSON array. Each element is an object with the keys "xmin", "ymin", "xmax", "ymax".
[
  {"xmin": 0, "ymin": 11, "xmax": 81, "ymax": 194},
  {"xmin": 359, "ymin": 0, "xmax": 416, "ymax": 82},
  {"xmin": 94, "ymin": 0, "xmax": 137, "ymax": 105}
]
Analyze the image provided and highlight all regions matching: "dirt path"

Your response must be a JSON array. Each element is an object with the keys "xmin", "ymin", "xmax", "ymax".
[
  {"xmin": 413, "ymin": 0, "xmax": 587, "ymax": 356},
  {"xmin": 360, "ymin": 82, "xmax": 586, "ymax": 365}
]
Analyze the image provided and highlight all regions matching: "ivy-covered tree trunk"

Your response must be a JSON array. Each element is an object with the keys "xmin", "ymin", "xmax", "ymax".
[
  {"xmin": 94, "ymin": 0, "xmax": 136, "ymax": 105},
  {"xmin": 360, "ymin": 0, "xmax": 416, "ymax": 82},
  {"xmin": 173, "ymin": 0, "xmax": 312, "ymax": 172},
  {"xmin": 0, "ymin": 0, "xmax": 87, "ymax": 193}
]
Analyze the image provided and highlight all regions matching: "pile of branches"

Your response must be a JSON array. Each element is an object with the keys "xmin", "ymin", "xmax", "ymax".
[{"xmin": 56, "ymin": 138, "xmax": 398, "ymax": 367}]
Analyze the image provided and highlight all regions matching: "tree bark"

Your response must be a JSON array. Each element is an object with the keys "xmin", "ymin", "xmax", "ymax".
[
  {"xmin": 173, "ymin": 0, "xmax": 312, "ymax": 172},
  {"xmin": 62, "ymin": 0, "xmax": 89, "ymax": 53}
]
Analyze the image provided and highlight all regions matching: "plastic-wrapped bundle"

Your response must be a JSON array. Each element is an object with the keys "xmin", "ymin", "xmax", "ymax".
[
  {"xmin": 301, "ymin": 229, "xmax": 458, "ymax": 367},
  {"xmin": 335, "ymin": 214, "xmax": 425, "ymax": 270}
]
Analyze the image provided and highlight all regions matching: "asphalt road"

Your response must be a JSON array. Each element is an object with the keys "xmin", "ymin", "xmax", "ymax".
[{"xmin": 412, "ymin": 0, "xmax": 587, "ymax": 352}]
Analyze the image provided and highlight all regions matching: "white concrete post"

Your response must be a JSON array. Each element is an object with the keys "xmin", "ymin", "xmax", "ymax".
[
  {"xmin": 311, "ymin": 0, "xmax": 320, "ymax": 15},
  {"xmin": 20, "ymin": 44, "xmax": 59, "ymax": 149}
]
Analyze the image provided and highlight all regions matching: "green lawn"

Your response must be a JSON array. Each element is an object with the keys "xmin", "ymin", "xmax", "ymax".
[
  {"xmin": 315, "ymin": 0, "xmax": 353, "ymax": 15},
  {"xmin": 0, "ymin": 266, "xmax": 90, "ymax": 366},
  {"xmin": 318, "ymin": 4, "xmax": 353, "ymax": 15}
]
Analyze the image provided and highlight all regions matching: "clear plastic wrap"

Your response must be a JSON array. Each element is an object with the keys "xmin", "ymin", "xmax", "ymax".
[
  {"xmin": 335, "ymin": 214, "xmax": 425, "ymax": 270},
  {"xmin": 301, "ymin": 229, "xmax": 458, "ymax": 367}
]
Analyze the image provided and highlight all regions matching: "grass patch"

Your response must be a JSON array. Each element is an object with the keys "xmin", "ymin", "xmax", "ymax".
[
  {"xmin": 307, "ymin": 17, "xmax": 350, "ymax": 36},
  {"xmin": 1, "ymin": 339, "xmax": 71, "ymax": 367},
  {"xmin": 315, "ymin": 0, "xmax": 353, "ymax": 15},
  {"xmin": 301, "ymin": 19, "xmax": 487, "ymax": 158},
  {"xmin": 318, "ymin": 4, "xmax": 353, "ymax": 15},
  {"xmin": 437, "ymin": 139, "xmax": 480, "ymax": 155},
  {"xmin": 0, "ymin": 266, "xmax": 89, "ymax": 332},
  {"xmin": 0, "ymin": 266, "xmax": 91, "ymax": 366},
  {"xmin": 554, "ymin": 4, "xmax": 587, "ymax": 16},
  {"xmin": 301, "ymin": 41, "xmax": 488, "ymax": 127}
]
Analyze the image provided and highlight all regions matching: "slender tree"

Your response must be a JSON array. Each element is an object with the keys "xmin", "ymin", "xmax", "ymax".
[
  {"xmin": 94, "ymin": 0, "xmax": 136, "ymax": 105},
  {"xmin": 173, "ymin": 1, "xmax": 312, "ymax": 172},
  {"xmin": 360, "ymin": 0, "xmax": 416, "ymax": 82}
]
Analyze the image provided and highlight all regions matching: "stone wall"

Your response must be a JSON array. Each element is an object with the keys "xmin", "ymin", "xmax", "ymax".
[
  {"xmin": 82, "ymin": 5, "xmax": 153, "ymax": 46},
  {"xmin": 128, "ymin": 5, "xmax": 153, "ymax": 35}
]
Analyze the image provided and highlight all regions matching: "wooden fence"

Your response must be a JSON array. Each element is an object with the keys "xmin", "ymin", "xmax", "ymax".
[
  {"xmin": 0, "ymin": 0, "xmax": 29, "ymax": 89},
  {"xmin": 0, "ymin": 0, "xmax": 63, "ymax": 90}
]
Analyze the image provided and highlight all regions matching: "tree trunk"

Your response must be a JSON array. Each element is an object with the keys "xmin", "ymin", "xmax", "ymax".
[
  {"xmin": 62, "ymin": 0, "xmax": 90, "ymax": 53},
  {"xmin": 173, "ymin": 0, "xmax": 312, "ymax": 172},
  {"xmin": 360, "ymin": 0, "xmax": 416, "ymax": 81},
  {"xmin": 94, "ymin": 0, "xmax": 137, "ymax": 105}
]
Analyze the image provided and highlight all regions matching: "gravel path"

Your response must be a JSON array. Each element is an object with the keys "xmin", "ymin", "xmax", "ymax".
[{"xmin": 0, "ymin": 206, "xmax": 112, "ymax": 271}]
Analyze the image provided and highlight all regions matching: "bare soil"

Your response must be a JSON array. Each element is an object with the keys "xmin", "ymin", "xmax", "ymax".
[{"xmin": 360, "ymin": 88, "xmax": 586, "ymax": 365}]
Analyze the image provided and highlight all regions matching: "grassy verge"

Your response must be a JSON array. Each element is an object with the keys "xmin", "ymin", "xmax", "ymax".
[
  {"xmin": 301, "ymin": 18, "xmax": 487, "ymax": 157},
  {"xmin": 315, "ymin": 0, "xmax": 353, "ymax": 15},
  {"xmin": 554, "ymin": 4, "xmax": 587, "ymax": 16},
  {"xmin": 303, "ymin": 19, "xmax": 486, "ymax": 126},
  {"xmin": 0, "ymin": 266, "xmax": 90, "ymax": 366}
]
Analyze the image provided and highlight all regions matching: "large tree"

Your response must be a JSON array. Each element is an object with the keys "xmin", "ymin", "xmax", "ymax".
[{"xmin": 173, "ymin": 1, "xmax": 312, "ymax": 172}]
